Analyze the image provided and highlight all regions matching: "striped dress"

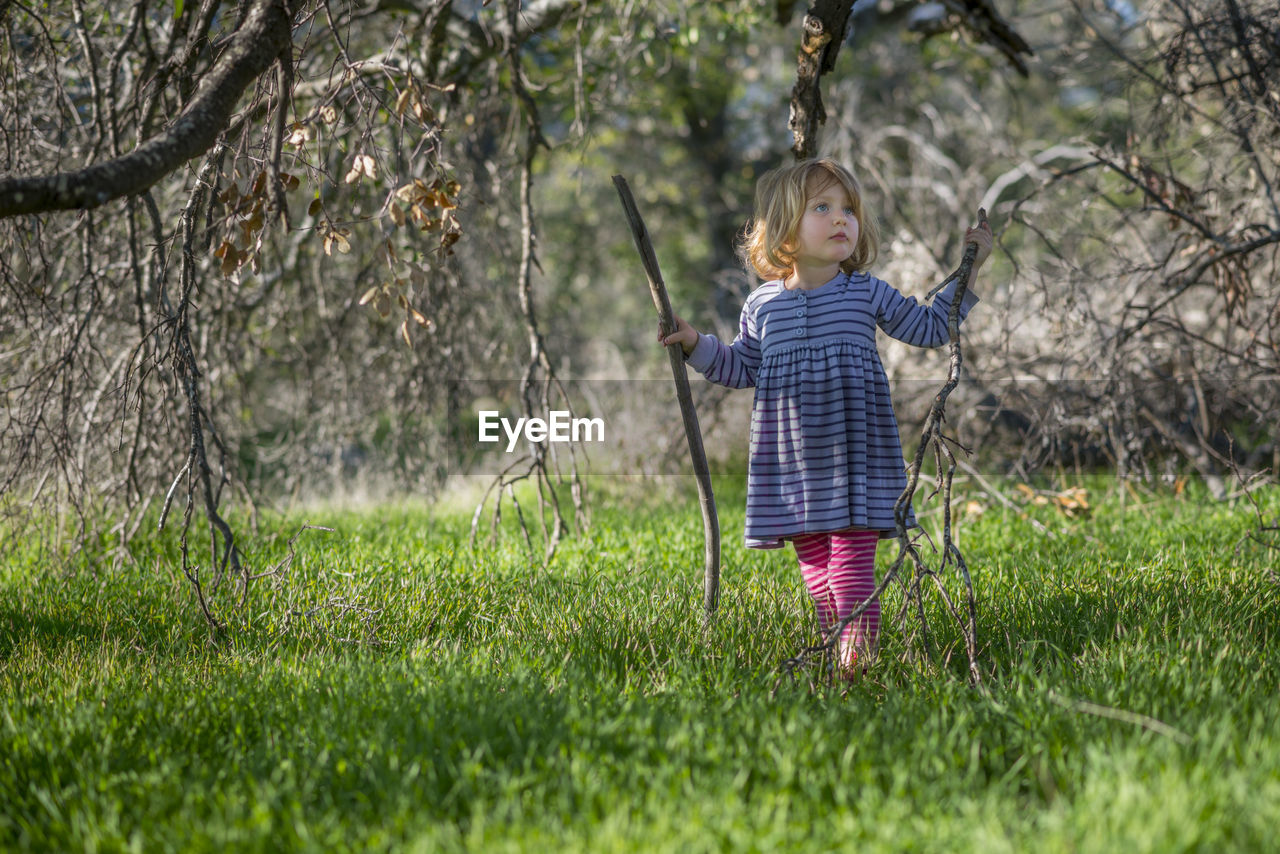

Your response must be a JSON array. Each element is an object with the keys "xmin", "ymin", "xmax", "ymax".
[{"xmin": 686, "ymin": 271, "xmax": 979, "ymax": 549}]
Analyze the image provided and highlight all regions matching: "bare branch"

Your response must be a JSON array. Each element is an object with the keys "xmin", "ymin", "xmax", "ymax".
[{"xmin": 0, "ymin": 0, "xmax": 296, "ymax": 217}]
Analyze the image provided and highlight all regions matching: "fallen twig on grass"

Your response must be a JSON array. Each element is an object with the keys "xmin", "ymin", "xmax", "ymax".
[{"xmin": 1047, "ymin": 691, "xmax": 1192, "ymax": 745}]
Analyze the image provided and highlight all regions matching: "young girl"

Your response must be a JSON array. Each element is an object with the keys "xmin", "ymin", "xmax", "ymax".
[{"xmin": 660, "ymin": 158, "xmax": 993, "ymax": 679}]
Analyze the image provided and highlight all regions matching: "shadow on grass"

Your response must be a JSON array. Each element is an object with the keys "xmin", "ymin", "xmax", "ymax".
[
  {"xmin": 0, "ymin": 606, "xmax": 185, "ymax": 662},
  {"xmin": 2, "ymin": 651, "xmax": 713, "ymax": 848}
]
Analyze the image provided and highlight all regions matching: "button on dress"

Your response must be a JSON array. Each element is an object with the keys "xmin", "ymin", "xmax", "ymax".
[{"xmin": 686, "ymin": 271, "xmax": 979, "ymax": 549}]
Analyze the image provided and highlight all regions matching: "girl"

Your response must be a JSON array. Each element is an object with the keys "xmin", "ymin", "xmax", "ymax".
[{"xmin": 660, "ymin": 158, "xmax": 993, "ymax": 679}]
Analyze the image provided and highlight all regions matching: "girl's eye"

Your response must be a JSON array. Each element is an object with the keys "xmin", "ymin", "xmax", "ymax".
[
  {"xmin": 844, "ymin": 208, "xmax": 855, "ymax": 216},
  {"xmin": 815, "ymin": 203, "xmax": 829, "ymax": 213}
]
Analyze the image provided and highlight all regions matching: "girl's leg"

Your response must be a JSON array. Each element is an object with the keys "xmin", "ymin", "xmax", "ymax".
[
  {"xmin": 828, "ymin": 529, "xmax": 881, "ymax": 674},
  {"xmin": 792, "ymin": 532, "xmax": 836, "ymax": 638}
]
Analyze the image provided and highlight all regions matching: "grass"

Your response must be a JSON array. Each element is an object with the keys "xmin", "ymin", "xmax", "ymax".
[{"xmin": 1, "ymin": 475, "xmax": 1278, "ymax": 852}]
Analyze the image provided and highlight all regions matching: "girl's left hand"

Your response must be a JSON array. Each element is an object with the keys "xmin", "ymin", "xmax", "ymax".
[{"xmin": 965, "ymin": 219, "xmax": 994, "ymax": 269}]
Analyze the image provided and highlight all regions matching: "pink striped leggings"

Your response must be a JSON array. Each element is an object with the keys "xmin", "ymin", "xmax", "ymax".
[{"xmin": 792, "ymin": 529, "xmax": 881, "ymax": 671}]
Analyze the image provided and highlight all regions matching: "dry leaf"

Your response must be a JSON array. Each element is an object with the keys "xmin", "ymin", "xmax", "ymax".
[
  {"xmin": 358, "ymin": 286, "xmax": 380, "ymax": 306},
  {"xmin": 216, "ymin": 242, "xmax": 239, "ymax": 276},
  {"xmin": 286, "ymin": 123, "xmax": 312, "ymax": 146}
]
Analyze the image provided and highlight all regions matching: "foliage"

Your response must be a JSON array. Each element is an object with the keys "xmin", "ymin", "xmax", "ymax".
[{"xmin": 2, "ymin": 478, "xmax": 1278, "ymax": 850}]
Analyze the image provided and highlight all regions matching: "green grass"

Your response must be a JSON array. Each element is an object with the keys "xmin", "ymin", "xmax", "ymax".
[{"xmin": 1, "ymin": 476, "xmax": 1278, "ymax": 852}]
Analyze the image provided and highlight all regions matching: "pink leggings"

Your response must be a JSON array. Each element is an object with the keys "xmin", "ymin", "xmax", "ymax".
[{"xmin": 792, "ymin": 529, "xmax": 881, "ymax": 668}]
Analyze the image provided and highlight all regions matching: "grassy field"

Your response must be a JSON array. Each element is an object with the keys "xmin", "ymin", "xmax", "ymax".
[{"xmin": 1, "ymin": 475, "xmax": 1278, "ymax": 852}]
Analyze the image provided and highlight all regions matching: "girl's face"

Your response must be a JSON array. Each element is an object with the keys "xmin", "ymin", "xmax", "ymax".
[{"xmin": 789, "ymin": 180, "xmax": 860, "ymax": 274}]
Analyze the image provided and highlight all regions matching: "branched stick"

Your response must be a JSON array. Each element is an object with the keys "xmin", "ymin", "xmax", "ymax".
[{"xmin": 613, "ymin": 174, "xmax": 722, "ymax": 617}]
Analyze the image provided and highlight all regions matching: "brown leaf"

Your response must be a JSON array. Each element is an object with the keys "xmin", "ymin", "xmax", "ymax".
[
  {"xmin": 387, "ymin": 202, "xmax": 406, "ymax": 227},
  {"xmin": 400, "ymin": 318, "xmax": 413, "ymax": 348},
  {"xmin": 220, "ymin": 243, "xmax": 240, "ymax": 276},
  {"xmin": 358, "ymin": 286, "xmax": 380, "ymax": 306},
  {"xmin": 307, "ymin": 197, "xmax": 323, "ymax": 217},
  {"xmin": 375, "ymin": 291, "xmax": 392, "ymax": 318}
]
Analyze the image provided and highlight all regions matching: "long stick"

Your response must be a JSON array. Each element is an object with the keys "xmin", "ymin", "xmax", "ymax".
[{"xmin": 612, "ymin": 174, "xmax": 721, "ymax": 617}]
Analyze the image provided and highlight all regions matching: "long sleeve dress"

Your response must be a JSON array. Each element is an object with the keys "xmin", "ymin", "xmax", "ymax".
[{"xmin": 686, "ymin": 270, "xmax": 979, "ymax": 549}]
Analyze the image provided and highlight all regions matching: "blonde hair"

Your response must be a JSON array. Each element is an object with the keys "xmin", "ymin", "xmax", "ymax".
[{"xmin": 739, "ymin": 158, "xmax": 880, "ymax": 280}]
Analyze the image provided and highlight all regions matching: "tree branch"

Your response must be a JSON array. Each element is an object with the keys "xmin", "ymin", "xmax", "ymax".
[
  {"xmin": 0, "ymin": 0, "xmax": 296, "ymax": 218},
  {"xmin": 788, "ymin": 1, "xmax": 854, "ymax": 161}
]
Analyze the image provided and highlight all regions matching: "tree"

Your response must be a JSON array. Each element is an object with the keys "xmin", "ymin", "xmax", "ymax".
[
  {"xmin": 988, "ymin": 0, "xmax": 1280, "ymax": 489},
  {"xmin": 0, "ymin": 0, "xmax": 594, "ymax": 622}
]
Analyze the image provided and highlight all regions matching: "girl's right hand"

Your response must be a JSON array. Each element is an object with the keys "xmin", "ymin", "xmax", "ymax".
[{"xmin": 658, "ymin": 314, "xmax": 698, "ymax": 357}]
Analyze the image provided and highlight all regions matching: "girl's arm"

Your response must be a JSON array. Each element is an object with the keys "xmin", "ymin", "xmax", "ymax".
[
  {"xmin": 878, "ymin": 220, "xmax": 993, "ymax": 348},
  {"xmin": 875, "ymin": 277, "xmax": 978, "ymax": 348},
  {"xmin": 659, "ymin": 306, "xmax": 761, "ymax": 389}
]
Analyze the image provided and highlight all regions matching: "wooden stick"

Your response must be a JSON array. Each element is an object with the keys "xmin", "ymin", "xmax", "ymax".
[{"xmin": 612, "ymin": 174, "xmax": 722, "ymax": 617}]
